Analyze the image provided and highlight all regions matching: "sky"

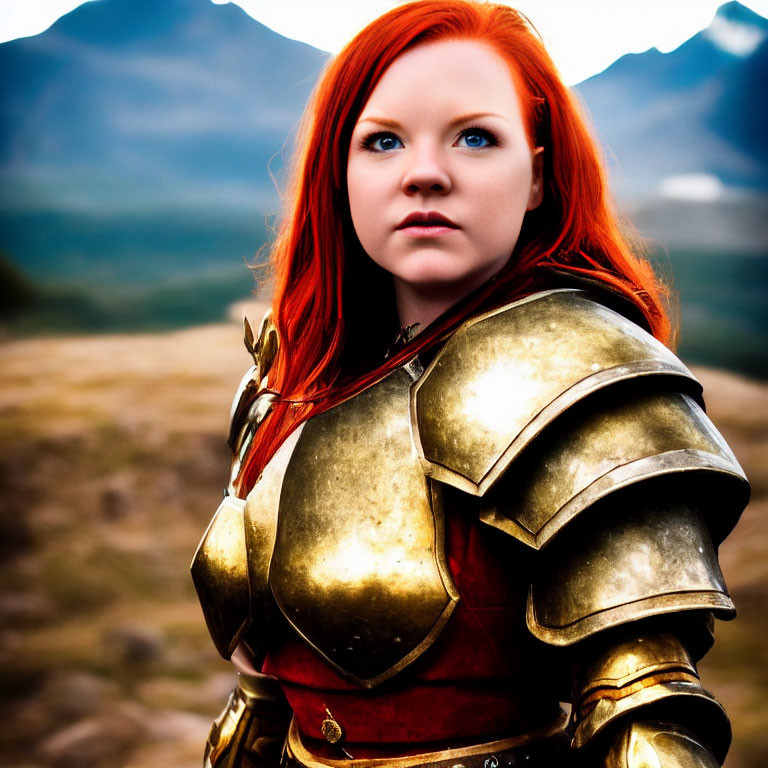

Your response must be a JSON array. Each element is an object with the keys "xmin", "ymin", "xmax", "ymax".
[{"xmin": 1, "ymin": 0, "xmax": 768, "ymax": 83}]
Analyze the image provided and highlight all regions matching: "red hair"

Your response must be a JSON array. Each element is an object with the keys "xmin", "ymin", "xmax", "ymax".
[{"xmin": 234, "ymin": 0, "xmax": 672, "ymax": 496}]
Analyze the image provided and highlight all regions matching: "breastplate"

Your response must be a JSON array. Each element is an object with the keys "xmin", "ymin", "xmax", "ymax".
[{"xmin": 243, "ymin": 360, "xmax": 458, "ymax": 688}]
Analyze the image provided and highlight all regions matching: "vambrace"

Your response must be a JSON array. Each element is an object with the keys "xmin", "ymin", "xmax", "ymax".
[
  {"xmin": 572, "ymin": 630, "xmax": 730, "ymax": 766},
  {"xmin": 205, "ymin": 673, "xmax": 291, "ymax": 768}
]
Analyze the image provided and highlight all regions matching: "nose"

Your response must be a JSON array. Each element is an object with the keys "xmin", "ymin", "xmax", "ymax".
[{"xmin": 401, "ymin": 144, "xmax": 452, "ymax": 195}]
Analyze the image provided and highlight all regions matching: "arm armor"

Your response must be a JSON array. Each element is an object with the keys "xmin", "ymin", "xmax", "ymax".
[
  {"xmin": 412, "ymin": 291, "xmax": 747, "ymax": 634},
  {"xmin": 572, "ymin": 628, "xmax": 730, "ymax": 764},
  {"xmin": 602, "ymin": 721, "xmax": 721, "ymax": 768},
  {"xmin": 411, "ymin": 289, "xmax": 749, "ymax": 764},
  {"xmin": 205, "ymin": 673, "xmax": 291, "ymax": 768}
]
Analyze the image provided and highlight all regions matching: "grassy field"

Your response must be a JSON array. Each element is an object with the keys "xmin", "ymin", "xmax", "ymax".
[{"xmin": 0, "ymin": 308, "xmax": 766, "ymax": 767}]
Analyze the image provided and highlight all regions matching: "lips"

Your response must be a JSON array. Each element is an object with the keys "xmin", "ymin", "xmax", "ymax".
[{"xmin": 397, "ymin": 211, "xmax": 459, "ymax": 230}]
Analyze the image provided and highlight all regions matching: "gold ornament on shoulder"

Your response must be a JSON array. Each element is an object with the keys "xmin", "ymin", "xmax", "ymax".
[
  {"xmin": 244, "ymin": 311, "xmax": 280, "ymax": 430},
  {"xmin": 244, "ymin": 311, "xmax": 280, "ymax": 388},
  {"xmin": 227, "ymin": 311, "xmax": 282, "ymax": 489}
]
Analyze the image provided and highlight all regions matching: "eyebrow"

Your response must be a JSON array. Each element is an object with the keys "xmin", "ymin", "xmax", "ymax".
[{"xmin": 356, "ymin": 112, "xmax": 507, "ymax": 129}]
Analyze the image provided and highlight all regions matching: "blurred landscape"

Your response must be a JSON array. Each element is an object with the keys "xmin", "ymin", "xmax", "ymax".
[
  {"xmin": 0, "ymin": 314, "xmax": 766, "ymax": 768},
  {"xmin": 1, "ymin": 0, "xmax": 767, "ymax": 373},
  {"xmin": 0, "ymin": 0, "xmax": 767, "ymax": 766}
]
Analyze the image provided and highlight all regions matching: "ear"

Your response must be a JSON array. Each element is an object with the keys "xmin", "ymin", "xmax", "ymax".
[{"xmin": 526, "ymin": 147, "xmax": 544, "ymax": 211}]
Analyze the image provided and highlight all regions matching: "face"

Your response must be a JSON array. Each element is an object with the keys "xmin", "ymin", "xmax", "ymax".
[{"xmin": 347, "ymin": 39, "xmax": 543, "ymax": 314}]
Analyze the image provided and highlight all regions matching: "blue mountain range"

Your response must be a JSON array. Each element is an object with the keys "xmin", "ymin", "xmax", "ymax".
[
  {"xmin": 0, "ymin": 0, "xmax": 328, "ymax": 213},
  {"xmin": 2, "ymin": 0, "xmax": 766, "ymax": 215},
  {"xmin": 0, "ymin": 0, "xmax": 766, "ymax": 377},
  {"xmin": 575, "ymin": 0, "xmax": 768, "ymax": 196}
]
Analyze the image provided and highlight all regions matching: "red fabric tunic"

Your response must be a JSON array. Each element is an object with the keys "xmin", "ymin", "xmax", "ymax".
[{"xmin": 261, "ymin": 496, "xmax": 561, "ymax": 751}]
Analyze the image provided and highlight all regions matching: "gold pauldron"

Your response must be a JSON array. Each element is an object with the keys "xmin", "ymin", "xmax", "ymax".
[
  {"xmin": 410, "ymin": 288, "xmax": 747, "ymax": 555},
  {"xmin": 572, "ymin": 632, "xmax": 730, "ymax": 763},
  {"xmin": 205, "ymin": 673, "xmax": 291, "ymax": 768},
  {"xmin": 411, "ymin": 288, "xmax": 700, "ymax": 498},
  {"xmin": 527, "ymin": 499, "xmax": 735, "ymax": 645}
]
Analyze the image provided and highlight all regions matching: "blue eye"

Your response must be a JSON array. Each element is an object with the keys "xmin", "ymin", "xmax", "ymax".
[
  {"xmin": 456, "ymin": 128, "xmax": 496, "ymax": 148},
  {"xmin": 364, "ymin": 132, "xmax": 404, "ymax": 152}
]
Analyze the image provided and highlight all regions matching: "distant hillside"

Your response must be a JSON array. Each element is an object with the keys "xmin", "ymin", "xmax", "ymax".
[
  {"xmin": 0, "ymin": 0, "xmax": 765, "ymax": 376},
  {"xmin": 0, "ymin": 0, "xmax": 328, "ymax": 214},
  {"xmin": 3, "ymin": 0, "xmax": 767, "ymax": 213}
]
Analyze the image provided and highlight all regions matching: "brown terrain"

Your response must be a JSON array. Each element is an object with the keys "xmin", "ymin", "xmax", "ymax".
[{"xmin": 0, "ymin": 305, "xmax": 766, "ymax": 768}]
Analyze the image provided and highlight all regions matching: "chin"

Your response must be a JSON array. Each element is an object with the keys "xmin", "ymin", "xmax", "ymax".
[{"xmin": 395, "ymin": 257, "xmax": 481, "ymax": 286}]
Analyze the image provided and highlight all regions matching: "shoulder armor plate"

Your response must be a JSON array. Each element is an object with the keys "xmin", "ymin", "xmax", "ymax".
[
  {"xmin": 479, "ymin": 386, "xmax": 748, "ymax": 549},
  {"xmin": 527, "ymin": 497, "xmax": 736, "ymax": 645},
  {"xmin": 270, "ymin": 364, "xmax": 459, "ymax": 688},
  {"xmin": 411, "ymin": 289, "xmax": 699, "ymax": 498}
]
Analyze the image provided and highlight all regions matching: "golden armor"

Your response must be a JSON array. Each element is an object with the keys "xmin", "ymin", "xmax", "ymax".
[
  {"xmin": 204, "ymin": 672, "xmax": 291, "ymax": 768},
  {"xmin": 192, "ymin": 289, "xmax": 748, "ymax": 767}
]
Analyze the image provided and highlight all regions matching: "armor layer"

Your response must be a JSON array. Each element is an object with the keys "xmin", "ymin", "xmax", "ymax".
[
  {"xmin": 192, "ymin": 290, "xmax": 749, "ymax": 766},
  {"xmin": 602, "ymin": 721, "xmax": 721, "ymax": 768},
  {"xmin": 527, "ymin": 498, "xmax": 734, "ymax": 644},
  {"xmin": 411, "ymin": 289, "xmax": 701, "ymax": 498},
  {"xmin": 192, "ymin": 495, "xmax": 250, "ymax": 658},
  {"xmin": 191, "ymin": 426, "xmax": 305, "ymax": 660},
  {"xmin": 270, "ymin": 362, "xmax": 458, "ymax": 687},
  {"xmin": 478, "ymin": 385, "xmax": 745, "ymax": 548},
  {"xmin": 571, "ymin": 630, "xmax": 730, "ymax": 760},
  {"xmin": 205, "ymin": 673, "xmax": 291, "ymax": 768}
]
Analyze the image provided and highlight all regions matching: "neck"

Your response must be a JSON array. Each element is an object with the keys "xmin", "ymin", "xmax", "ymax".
[{"xmin": 393, "ymin": 277, "xmax": 490, "ymax": 329}]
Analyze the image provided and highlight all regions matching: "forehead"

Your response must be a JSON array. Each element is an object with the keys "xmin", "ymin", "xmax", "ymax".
[{"xmin": 357, "ymin": 39, "xmax": 524, "ymax": 123}]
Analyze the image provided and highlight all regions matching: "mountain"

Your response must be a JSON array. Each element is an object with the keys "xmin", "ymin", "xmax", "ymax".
[
  {"xmin": 0, "ymin": 0, "xmax": 328, "ymax": 214},
  {"xmin": 575, "ymin": 1, "xmax": 768, "ymax": 197},
  {"xmin": 0, "ymin": 0, "xmax": 766, "ymax": 376},
  {"xmin": 3, "ymin": 0, "xmax": 766, "ymax": 215}
]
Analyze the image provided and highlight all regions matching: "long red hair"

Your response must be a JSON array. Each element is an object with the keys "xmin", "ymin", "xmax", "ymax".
[{"xmin": 234, "ymin": 0, "xmax": 672, "ymax": 497}]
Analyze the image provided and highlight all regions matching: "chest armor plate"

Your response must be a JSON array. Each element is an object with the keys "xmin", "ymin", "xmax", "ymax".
[{"xmin": 247, "ymin": 363, "xmax": 458, "ymax": 688}]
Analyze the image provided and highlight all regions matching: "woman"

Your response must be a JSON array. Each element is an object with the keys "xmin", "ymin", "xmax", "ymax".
[{"xmin": 192, "ymin": 3, "xmax": 749, "ymax": 767}]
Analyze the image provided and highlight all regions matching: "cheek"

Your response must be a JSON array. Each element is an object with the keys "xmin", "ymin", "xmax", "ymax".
[
  {"xmin": 347, "ymin": 169, "xmax": 390, "ymax": 265},
  {"xmin": 347, "ymin": 168, "xmax": 374, "ymax": 238},
  {"xmin": 494, "ymin": 155, "xmax": 533, "ymax": 202},
  {"xmin": 347, "ymin": 166, "xmax": 364, "ymax": 219},
  {"xmin": 348, "ymin": 158, "xmax": 384, "ymax": 207},
  {"xmin": 472, "ymin": 163, "xmax": 533, "ymax": 251}
]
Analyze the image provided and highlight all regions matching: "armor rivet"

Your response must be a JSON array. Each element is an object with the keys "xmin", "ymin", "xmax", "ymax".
[
  {"xmin": 321, "ymin": 707, "xmax": 343, "ymax": 744},
  {"xmin": 484, "ymin": 757, "xmax": 499, "ymax": 768}
]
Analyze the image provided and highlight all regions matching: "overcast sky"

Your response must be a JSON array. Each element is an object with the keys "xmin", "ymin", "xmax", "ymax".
[{"xmin": 2, "ymin": 0, "xmax": 768, "ymax": 82}]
